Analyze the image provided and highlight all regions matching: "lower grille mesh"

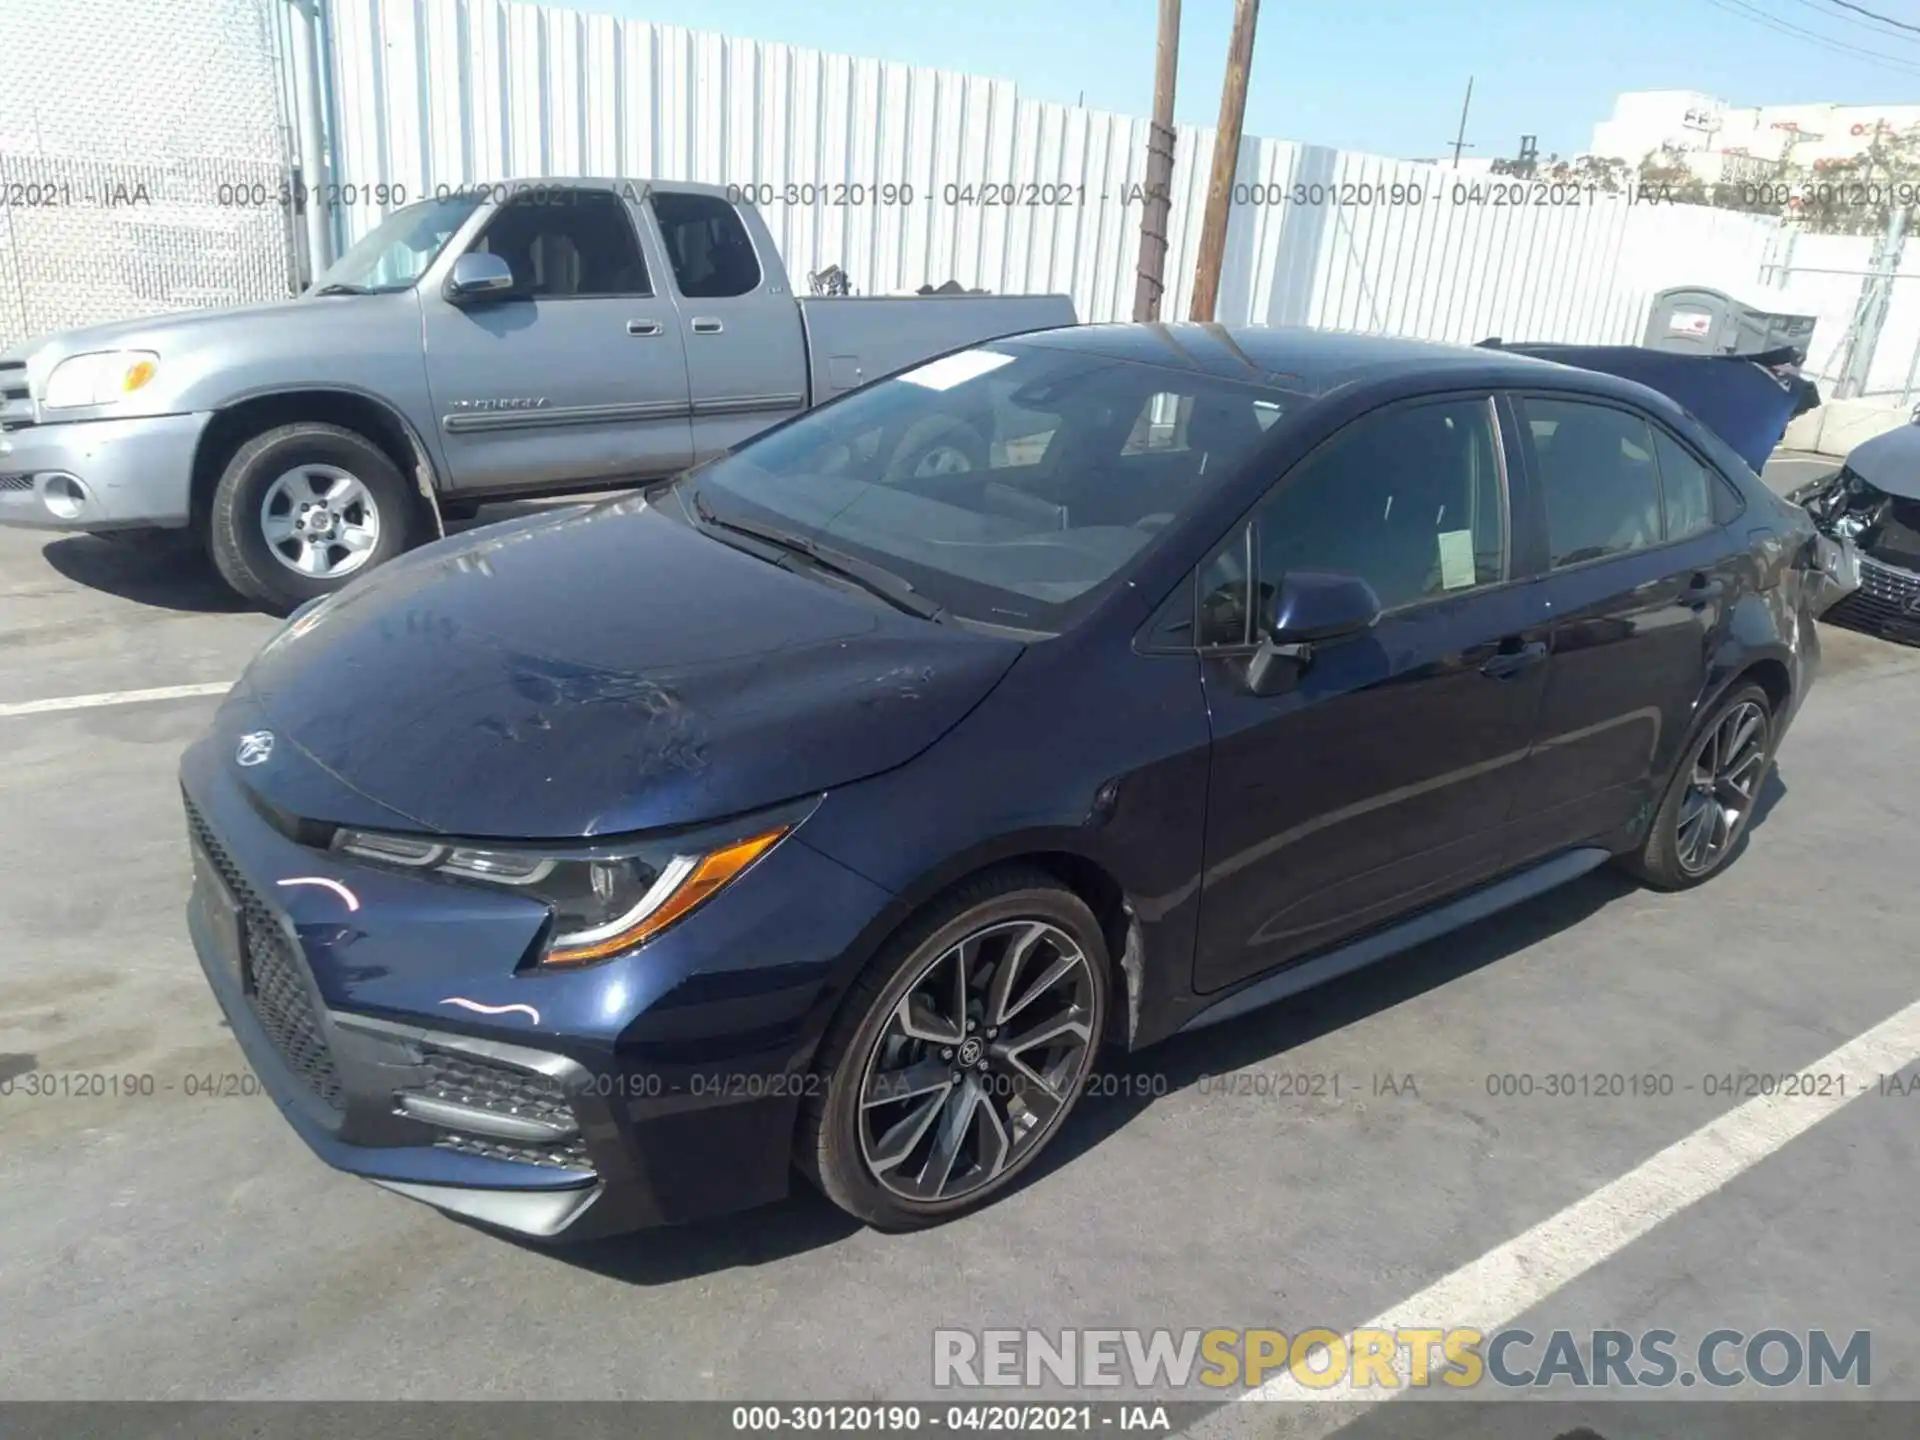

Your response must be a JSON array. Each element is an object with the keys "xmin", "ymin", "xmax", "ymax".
[
  {"xmin": 400, "ymin": 1046, "xmax": 593, "ymax": 1173},
  {"xmin": 1826, "ymin": 557, "xmax": 1920, "ymax": 644},
  {"xmin": 185, "ymin": 797, "xmax": 346, "ymax": 1111}
]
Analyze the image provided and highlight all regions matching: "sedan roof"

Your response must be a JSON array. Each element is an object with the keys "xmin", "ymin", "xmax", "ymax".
[{"xmin": 1010, "ymin": 322, "xmax": 1568, "ymax": 397}]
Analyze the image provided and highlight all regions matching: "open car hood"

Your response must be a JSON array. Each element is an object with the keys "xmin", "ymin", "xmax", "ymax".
[{"xmin": 1482, "ymin": 341, "xmax": 1819, "ymax": 475}]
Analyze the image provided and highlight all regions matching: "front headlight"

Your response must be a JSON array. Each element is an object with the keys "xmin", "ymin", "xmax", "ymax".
[
  {"xmin": 41, "ymin": 350, "xmax": 160, "ymax": 409},
  {"xmin": 330, "ymin": 803, "xmax": 810, "ymax": 966}
]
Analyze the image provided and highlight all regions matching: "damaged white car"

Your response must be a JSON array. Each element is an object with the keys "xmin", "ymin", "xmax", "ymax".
[{"xmin": 1792, "ymin": 413, "xmax": 1920, "ymax": 645}]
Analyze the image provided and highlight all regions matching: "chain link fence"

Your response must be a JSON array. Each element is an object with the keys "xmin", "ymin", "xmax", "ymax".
[{"xmin": 0, "ymin": 0, "xmax": 296, "ymax": 351}]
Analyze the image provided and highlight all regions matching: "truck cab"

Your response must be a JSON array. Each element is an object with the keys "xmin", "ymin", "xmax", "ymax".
[{"xmin": 0, "ymin": 179, "xmax": 1074, "ymax": 612}]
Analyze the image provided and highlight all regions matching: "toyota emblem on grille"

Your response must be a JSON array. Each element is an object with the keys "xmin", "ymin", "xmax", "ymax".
[{"xmin": 236, "ymin": 730, "xmax": 275, "ymax": 767}]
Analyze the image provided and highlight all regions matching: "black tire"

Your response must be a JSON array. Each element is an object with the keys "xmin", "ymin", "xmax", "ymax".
[
  {"xmin": 207, "ymin": 422, "xmax": 419, "ymax": 615},
  {"xmin": 798, "ymin": 867, "xmax": 1110, "ymax": 1231},
  {"xmin": 1624, "ymin": 682, "xmax": 1776, "ymax": 891}
]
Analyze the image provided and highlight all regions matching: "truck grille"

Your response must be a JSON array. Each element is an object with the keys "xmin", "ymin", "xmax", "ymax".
[
  {"xmin": 184, "ymin": 797, "xmax": 347, "ymax": 1111},
  {"xmin": 0, "ymin": 475, "xmax": 31, "ymax": 492},
  {"xmin": 399, "ymin": 1046, "xmax": 594, "ymax": 1173},
  {"xmin": 1825, "ymin": 556, "xmax": 1920, "ymax": 647},
  {"xmin": 0, "ymin": 365, "xmax": 33, "ymax": 430}
]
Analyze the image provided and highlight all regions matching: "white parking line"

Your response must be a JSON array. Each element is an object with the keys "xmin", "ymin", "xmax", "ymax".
[
  {"xmin": 1188, "ymin": 995, "xmax": 1920, "ymax": 1435},
  {"xmin": 0, "ymin": 681, "xmax": 232, "ymax": 718}
]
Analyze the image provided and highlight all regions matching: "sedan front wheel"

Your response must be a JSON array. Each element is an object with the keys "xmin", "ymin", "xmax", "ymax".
[{"xmin": 800, "ymin": 869, "xmax": 1110, "ymax": 1230}]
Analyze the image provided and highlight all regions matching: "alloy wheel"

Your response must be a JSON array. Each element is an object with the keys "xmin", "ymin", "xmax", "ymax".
[
  {"xmin": 260, "ymin": 464, "xmax": 382, "ymax": 579},
  {"xmin": 910, "ymin": 444, "xmax": 976, "ymax": 477},
  {"xmin": 1675, "ymin": 699, "xmax": 1769, "ymax": 876},
  {"xmin": 856, "ymin": 920, "xmax": 1098, "ymax": 1203}
]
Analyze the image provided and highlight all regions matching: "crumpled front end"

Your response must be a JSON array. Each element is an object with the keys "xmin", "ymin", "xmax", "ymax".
[{"xmin": 1792, "ymin": 466, "xmax": 1920, "ymax": 645}]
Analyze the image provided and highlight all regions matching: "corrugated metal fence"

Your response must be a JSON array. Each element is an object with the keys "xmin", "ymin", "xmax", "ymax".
[{"xmin": 325, "ymin": 0, "xmax": 1809, "ymax": 356}]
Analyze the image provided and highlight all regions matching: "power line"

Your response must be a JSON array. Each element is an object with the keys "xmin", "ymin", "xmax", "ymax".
[
  {"xmin": 1779, "ymin": 0, "xmax": 1920, "ymax": 42},
  {"xmin": 1698, "ymin": 0, "xmax": 1920, "ymax": 76},
  {"xmin": 1825, "ymin": 0, "xmax": 1920, "ymax": 36}
]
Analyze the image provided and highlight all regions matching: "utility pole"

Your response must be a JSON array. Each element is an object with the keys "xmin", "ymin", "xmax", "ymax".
[
  {"xmin": 1189, "ymin": 0, "xmax": 1259, "ymax": 322},
  {"xmin": 1449, "ymin": 76, "xmax": 1474, "ymax": 168},
  {"xmin": 1132, "ymin": 0, "xmax": 1182, "ymax": 321},
  {"xmin": 287, "ymin": 0, "xmax": 334, "ymax": 285}
]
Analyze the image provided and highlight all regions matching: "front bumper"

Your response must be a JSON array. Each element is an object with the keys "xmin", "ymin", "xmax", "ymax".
[
  {"xmin": 0, "ymin": 411, "xmax": 208, "ymax": 531},
  {"xmin": 1823, "ymin": 554, "xmax": 1920, "ymax": 647},
  {"xmin": 178, "ymin": 719, "xmax": 896, "ymax": 1240}
]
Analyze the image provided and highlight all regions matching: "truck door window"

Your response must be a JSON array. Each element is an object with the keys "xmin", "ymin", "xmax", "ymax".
[
  {"xmin": 651, "ymin": 193, "xmax": 763, "ymax": 298},
  {"xmin": 472, "ymin": 191, "xmax": 651, "ymax": 298}
]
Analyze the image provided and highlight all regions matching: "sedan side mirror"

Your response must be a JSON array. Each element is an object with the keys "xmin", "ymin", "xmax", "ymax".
[
  {"xmin": 446, "ymin": 252, "xmax": 517, "ymax": 303},
  {"xmin": 1244, "ymin": 570, "xmax": 1381, "ymax": 696}
]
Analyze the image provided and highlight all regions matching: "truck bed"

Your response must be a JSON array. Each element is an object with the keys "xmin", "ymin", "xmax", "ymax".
[{"xmin": 798, "ymin": 294, "xmax": 1078, "ymax": 404}]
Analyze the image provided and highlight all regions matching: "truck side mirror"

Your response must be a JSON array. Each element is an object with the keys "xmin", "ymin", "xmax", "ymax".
[
  {"xmin": 1244, "ymin": 571, "xmax": 1380, "ymax": 696},
  {"xmin": 446, "ymin": 252, "xmax": 516, "ymax": 304}
]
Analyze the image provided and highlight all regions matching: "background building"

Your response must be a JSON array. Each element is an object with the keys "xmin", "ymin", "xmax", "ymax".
[{"xmin": 1591, "ymin": 90, "xmax": 1920, "ymax": 179}]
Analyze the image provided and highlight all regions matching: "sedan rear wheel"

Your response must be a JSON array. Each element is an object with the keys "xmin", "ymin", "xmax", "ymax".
[
  {"xmin": 800, "ymin": 870, "xmax": 1109, "ymax": 1229},
  {"xmin": 1627, "ymin": 681, "xmax": 1775, "ymax": 890}
]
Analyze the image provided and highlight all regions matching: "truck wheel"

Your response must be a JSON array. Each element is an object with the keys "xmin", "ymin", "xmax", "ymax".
[
  {"xmin": 888, "ymin": 416, "xmax": 988, "ymax": 480},
  {"xmin": 208, "ymin": 422, "xmax": 418, "ymax": 615}
]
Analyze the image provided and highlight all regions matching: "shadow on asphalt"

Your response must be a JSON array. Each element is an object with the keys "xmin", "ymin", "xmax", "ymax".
[
  {"xmin": 531, "ymin": 768, "xmax": 1795, "ymax": 1285},
  {"xmin": 34, "ymin": 499, "xmax": 600, "ymax": 616},
  {"xmin": 40, "ymin": 534, "xmax": 250, "ymax": 614}
]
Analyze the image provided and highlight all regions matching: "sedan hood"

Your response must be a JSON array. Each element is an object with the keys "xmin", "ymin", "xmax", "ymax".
[
  {"xmin": 1844, "ymin": 420, "xmax": 1920, "ymax": 501},
  {"xmin": 237, "ymin": 495, "xmax": 1025, "ymax": 839}
]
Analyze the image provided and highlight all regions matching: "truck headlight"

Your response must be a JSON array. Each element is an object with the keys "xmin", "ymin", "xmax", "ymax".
[
  {"xmin": 329, "ymin": 802, "xmax": 811, "ymax": 966},
  {"xmin": 41, "ymin": 351, "xmax": 160, "ymax": 409}
]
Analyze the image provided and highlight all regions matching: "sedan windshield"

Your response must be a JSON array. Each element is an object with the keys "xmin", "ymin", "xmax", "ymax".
[
  {"xmin": 310, "ymin": 195, "xmax": 482, "ymax": 294},
  {"xmin": 683, "ymin": 344, "xmax": 1290, "ymax": 629}
]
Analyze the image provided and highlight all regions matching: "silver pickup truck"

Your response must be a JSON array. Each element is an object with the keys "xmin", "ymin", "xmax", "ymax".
[{"xmin": 0, "ymin": 179, "xmax": 1075, "ymax": 611}]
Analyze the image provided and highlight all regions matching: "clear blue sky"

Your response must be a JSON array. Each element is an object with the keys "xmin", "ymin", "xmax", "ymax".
[{"xmin": 584, "ymin": 0, "xmax": 1920, "ymax": 161}]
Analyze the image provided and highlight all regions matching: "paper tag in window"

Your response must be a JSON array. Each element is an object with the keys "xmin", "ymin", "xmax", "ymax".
[
  {"xmin": 1437, "ymin": 530, "xmax": 1476, "ymax": 590},
  {"xmin": 897, "ymin": 349, "xmax": 1016, "ymax": 391}
]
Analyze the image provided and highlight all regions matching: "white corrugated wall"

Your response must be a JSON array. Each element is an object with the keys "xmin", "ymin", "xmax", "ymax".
[{"xmin": 326, "ymin": 0, "xmax": 1822, "ymax": 354}]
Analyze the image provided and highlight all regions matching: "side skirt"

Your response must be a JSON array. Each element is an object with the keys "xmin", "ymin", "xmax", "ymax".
[{"xmin": 1177, "ymin": 847, "xmax": 1613, "ymax": 1035}]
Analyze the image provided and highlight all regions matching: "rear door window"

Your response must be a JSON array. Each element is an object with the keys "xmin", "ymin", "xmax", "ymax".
[
  {"xmin": 1650, "ymin": 428, "xmax": 1717, "ymax": 540},
  {"xmin": 1522, "ymin": 397, "xmax": 1665, "ymax": 568},
  {"xmin": 651, "ymin": 192, "xmax": 763, "ymax": 298}
]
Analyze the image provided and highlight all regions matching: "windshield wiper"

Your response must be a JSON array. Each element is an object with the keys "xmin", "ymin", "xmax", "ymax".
[
  {"xmin": 309, "ymin": 282, "xmax": 375, "ymax": 297},
  {"xmin": 689, "ymin": 489, "xmax": 945, "ymax": 622}
]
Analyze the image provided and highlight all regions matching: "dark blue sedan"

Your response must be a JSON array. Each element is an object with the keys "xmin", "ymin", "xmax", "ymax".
[{"xmin": 181, "ymin": 324, "xmax": 1828, "ymax": 1239}]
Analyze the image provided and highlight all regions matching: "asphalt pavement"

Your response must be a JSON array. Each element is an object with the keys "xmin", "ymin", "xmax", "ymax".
[{"xmin": 1, "ymin": 468, "xmax": 1917, "ymax": 1435}]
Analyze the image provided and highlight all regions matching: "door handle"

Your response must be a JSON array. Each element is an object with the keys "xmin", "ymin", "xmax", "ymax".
[
  {"xmin": 627, "ymin": 319, "xmax": 663, "ymax": 336},
  {"xmin": 1479, "ymin": 639, "xmax": 1547, "ymax": 680},
  {"xmin": 690, "ymin": 317, "xmax": 725, "ymax": 335}
]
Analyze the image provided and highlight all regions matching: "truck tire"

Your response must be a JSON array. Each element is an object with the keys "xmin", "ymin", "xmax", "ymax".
[
  {"xmin": 208, "ymin": 422, "xmax": 419, "ymax": 615},
  {"xmin": 887, "ymin": 415, "xmax": 989, "ymax": 480}
]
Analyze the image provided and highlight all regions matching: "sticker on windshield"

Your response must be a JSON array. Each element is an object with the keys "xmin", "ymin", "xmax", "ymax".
[
  {"xmin": 898, "ymin": 349, "xmax": 1017, "ymax": 391},
  {"xmin": 1437, "ymin": 529, "xmax": 1477, "ymax": 590}
]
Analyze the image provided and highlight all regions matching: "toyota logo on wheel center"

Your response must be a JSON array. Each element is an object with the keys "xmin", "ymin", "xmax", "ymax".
[{"xmin": 957, "ymin": 1037, "xmax": 984, "ymax": 1067}]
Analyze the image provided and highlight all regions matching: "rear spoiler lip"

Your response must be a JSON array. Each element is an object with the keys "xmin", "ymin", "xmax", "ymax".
[{"xmin": 1476, "ymin": 338, "xmax": 1821, "ymax": 475}]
